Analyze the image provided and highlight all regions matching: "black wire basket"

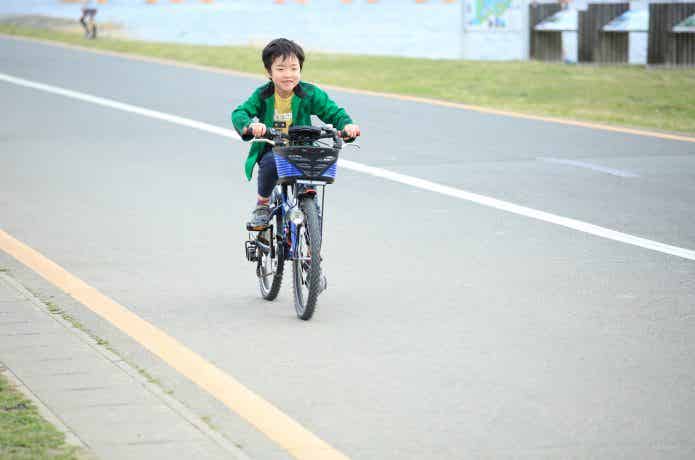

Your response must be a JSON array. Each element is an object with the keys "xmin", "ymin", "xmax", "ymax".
[{"xmin": 273, "ymin": 146, "xmax": 340, "ymax": 184}]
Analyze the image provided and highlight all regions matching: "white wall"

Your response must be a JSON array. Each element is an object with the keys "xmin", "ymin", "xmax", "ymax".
[
  {"xmin": 629, "ymin": 0, "xmax": 649, "ymax": 64},
  {"xmin": 629, "ymin": 32, "xmax": 648, "ymax": 64},
  {"xmin": 562, "ymin": 31, "xmax": 579, "ymax": 62}
]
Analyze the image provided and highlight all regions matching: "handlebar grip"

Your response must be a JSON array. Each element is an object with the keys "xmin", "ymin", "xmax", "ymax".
[
  {"xmin": 241, "ymin": 126, "xmax": 255, "ymax": 141},
  {"xmin": 338, "ymin": 130, "xmax": 357, "ymax": 142},
  {"xmin": 265, "ymin": 127, "xmax": 281, "ymax": 139},
  {"xmin": 244, "ymin": 125, "xmax": 277, "ymax": 141}
]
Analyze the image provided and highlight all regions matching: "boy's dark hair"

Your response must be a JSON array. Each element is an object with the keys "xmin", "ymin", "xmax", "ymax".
[{"xmin": 262, "ymin": 38, "xmax": 305, "ymax": 72}]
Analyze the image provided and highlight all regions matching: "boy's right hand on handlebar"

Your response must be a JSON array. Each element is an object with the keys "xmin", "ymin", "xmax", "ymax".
[
  {"xmin": 244, "ymin": 122, "xmax": 267, "ymax": 138},
  {"xmin": 341, "ymin": 124, "xmax": 360, "ymax": 140}
]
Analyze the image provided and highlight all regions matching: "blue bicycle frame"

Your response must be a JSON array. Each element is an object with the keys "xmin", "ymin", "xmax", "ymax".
[{"xmin": 271, "ymin": 182, "xmax": 325, "ymax": 261}]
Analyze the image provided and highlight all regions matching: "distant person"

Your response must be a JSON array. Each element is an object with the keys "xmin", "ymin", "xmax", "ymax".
[
  {"xmin": 80, "ymin": 0, "xmax": 98, "ymax": 39},
  {"xmin": 231, "ymin": 38, "xmax": 360, "ymax": 230}
]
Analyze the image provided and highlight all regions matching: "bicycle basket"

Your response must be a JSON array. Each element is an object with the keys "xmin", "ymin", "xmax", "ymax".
[
  {"xmin": 273, "ymin": 146, "xmax": 339, "ymax": 184},
  {"xmin": 288, "ymin": 125, "xmax": 322, "ymax": 143}
]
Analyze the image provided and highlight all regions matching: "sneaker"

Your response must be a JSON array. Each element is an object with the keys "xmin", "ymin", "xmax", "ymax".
[{"xmin": 246, "ymin": 204, "xmax": 271, "ymax": 231}]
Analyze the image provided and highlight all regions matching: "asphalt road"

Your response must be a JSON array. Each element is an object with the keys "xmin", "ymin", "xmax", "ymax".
[{"xmin": 1, "ymin": 36, "xmax": 695, "ymax": 459}]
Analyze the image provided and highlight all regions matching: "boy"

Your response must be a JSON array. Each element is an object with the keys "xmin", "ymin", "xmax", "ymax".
[{"xmin": 232, "ymin": 38, "xmax": 360, "ymax": 230}]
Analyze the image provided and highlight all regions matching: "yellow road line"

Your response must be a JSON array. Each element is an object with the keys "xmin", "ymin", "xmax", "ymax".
[
  {"xmin": 2, "ymin": 33, "xmax": 694, "ymax": 144},
  {"xmin": 0, "ymin": 229, "xmax": 350, "ymax": 460}
]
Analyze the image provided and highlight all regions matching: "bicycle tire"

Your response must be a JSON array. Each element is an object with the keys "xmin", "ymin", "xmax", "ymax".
[
  {"xmin": 258, "ymin": 201, "xmax": 284, "ymax": 300},
  {"xmin": 292, "ymin": 196, "xmax": 322, "ymax": 320}
]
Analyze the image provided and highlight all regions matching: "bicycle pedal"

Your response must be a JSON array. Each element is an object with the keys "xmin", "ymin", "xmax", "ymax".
[{"xmin": 246, "ymin": 222, "xmax": 270, "ymax": 232}]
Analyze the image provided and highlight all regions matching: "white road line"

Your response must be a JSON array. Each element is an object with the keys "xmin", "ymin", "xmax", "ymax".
[
  {"xmin": 2, "ymin": 72, "xmax": 694, "ymax": 262},
  {"xmin": 0, "ymin": 73, "xmax": 239, "ymax": 140},
  {"xmin": 339, "ymin": 160, "xmax": 694, "ymax": 260},
  {"xmin": 538, "ymin": 157, "xmax": 640, "ymax": 178}
]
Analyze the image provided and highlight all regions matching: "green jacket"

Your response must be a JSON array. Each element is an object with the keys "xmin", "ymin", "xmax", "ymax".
[{"xmin": 232, "ymin": 81, "xmax": 353, "ymax": 180}]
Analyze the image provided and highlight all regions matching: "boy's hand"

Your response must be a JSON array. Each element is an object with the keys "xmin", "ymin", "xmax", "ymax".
[
  {"xmin": 342, "ymin": 124, "xmax": 360, "ymax": 139},
  {"xmin": 244, "ymin": 122, "xmax": 267, "ymax": 138}
]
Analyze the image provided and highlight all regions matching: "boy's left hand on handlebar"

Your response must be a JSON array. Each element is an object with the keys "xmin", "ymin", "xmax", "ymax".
[{"xmin": 342, "ymin": 124, "xmax": 360, "ymax": 139}]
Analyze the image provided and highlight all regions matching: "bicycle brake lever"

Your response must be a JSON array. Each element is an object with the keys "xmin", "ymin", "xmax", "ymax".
[{"xmin": 250, "ymin": 138, "xmax": 276, "ymax": 146}]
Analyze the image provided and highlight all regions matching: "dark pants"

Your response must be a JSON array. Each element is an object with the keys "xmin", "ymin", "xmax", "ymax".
[{"xmin": 257, "ymin": 152, "xmax": 278, "ymax": 198}]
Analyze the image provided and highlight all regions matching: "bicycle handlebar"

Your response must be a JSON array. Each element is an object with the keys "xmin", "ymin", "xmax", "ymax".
[{"xmin": 247, "ymin": 125, "xmax": 355, "ymax": 146}]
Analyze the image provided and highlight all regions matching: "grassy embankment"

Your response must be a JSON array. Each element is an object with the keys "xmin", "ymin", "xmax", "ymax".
[
  {"xmin": 1, "ymin": 20, "xmax": 694, "ymax": 135},
  {"xmin": 0, "ymin": 372, "xmax": 80, "ymax": 459}
]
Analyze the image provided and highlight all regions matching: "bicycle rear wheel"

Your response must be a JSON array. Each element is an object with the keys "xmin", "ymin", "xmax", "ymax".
[
  {"xmin": 257, "ymin": 203, "xmax": 284, "ymax": 300},
  {"xmin": 292, "ymin": 196, "xmax": 322, "ymax": 320}
]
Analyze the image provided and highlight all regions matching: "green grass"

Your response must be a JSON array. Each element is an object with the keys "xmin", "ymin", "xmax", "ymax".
[
  {"xmin": 1, "ymin": 24, "xmax": 695, "ymax": 135},
  {"xmin": 0, "ymin": 373, "xmax": 79, "ymax": 460}
]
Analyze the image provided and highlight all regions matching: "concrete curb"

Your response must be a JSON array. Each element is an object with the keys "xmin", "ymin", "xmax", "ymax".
[{"xmin": 0, "ymin": 272, "xmax": 252, "ymax": 460}]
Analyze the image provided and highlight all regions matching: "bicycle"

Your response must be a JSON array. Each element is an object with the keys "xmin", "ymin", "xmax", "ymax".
[{"xmin": 243, "ymin": 125, "xmax": 352, "ymax": 320}]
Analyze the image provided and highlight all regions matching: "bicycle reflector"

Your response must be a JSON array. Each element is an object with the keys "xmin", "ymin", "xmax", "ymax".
[{"xmin": 287, "ymin": 207, "xmax": 304, "ymax": 225}]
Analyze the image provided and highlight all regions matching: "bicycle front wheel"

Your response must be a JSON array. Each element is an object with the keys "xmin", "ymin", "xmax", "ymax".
[{"xmin": 292, "ymin": 196, "xmax": 322, "ymax": 320}]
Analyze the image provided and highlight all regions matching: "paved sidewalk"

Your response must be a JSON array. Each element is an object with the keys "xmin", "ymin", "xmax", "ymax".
[{"xmin": 0, "ymin": 272, "xmax": 249, "ymax": 460}]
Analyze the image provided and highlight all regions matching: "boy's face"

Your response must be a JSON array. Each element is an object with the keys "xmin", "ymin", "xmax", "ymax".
[{"xmin": 268, "ymin": 54, "xmax": 301, "ymax": 95}]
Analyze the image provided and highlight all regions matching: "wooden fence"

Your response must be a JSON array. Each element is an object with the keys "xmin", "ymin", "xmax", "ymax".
[
  {"xmin": 577, "ymin": 10, "xmax": 591, "ymax": 62},
  {"xmin": 529, "ymin": 3, "xmax": 562, "ymax": 61},
  {"xmin": 580, "ymin": 3, "xmax": 630, "ymax": 63},
  {"xmin": 648, "ymin": 2, "xmax": 695, "ymax": 65},
  {"xmin": 594, "ymin": 3, "xmax": 630, "ymax": 63}
]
